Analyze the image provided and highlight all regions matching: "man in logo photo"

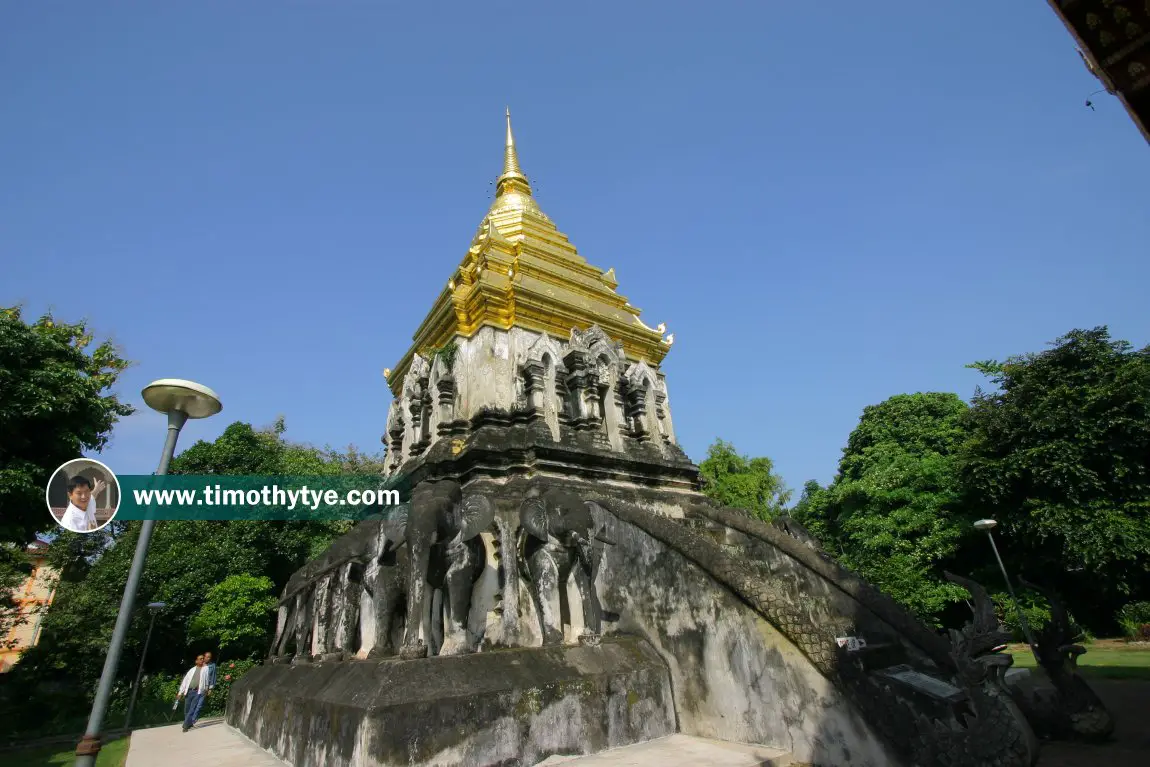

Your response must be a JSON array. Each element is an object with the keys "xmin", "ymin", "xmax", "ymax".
[{"xmin": 59, "ymin": 476, "xmax": 106, "ymax": 533}]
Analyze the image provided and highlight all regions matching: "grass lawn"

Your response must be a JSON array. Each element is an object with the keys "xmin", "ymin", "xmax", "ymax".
[
  {"xmin": 1007, "ymin": 639, "xmax": 1150, "ymax": 680},
  {"xmin": 2, "ymin": 735, "xmax": 130, "ymax": 767}
]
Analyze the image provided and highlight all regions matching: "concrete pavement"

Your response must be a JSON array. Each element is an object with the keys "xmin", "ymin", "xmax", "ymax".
[
  {"xmin": 125, "ymin": 723, "xmax": 792, "ymax": 767},
  {"xmin": 537, "ymin": 734, "xmax": 793, "ymax": 766},
  {"xmin": 125, "ymin": 718, "xmax": 287, "ymax": 766}
]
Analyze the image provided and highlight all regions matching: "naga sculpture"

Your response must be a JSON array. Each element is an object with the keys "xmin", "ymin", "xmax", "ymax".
[
  {"xmin": 517, "ymin": 487, "xmax": 612, "ymax": 646},
  {"xmin": 399, "ymin": 479, "xmax": 496, "ymax": 658},
  {"xmin": 1006, "ymin": 577, "xmax": 1114, "ymax": 741},
  {"xmin": 836, "ymin": 571, "xmax": 1040, "ymax": 766},
  {"xmin": 926, "ymin": 572, "xmax": 1041, "ymax": 767},
  {"xmin": 771, "ymin": 514, "xmax": 824, "ymax": 555}
]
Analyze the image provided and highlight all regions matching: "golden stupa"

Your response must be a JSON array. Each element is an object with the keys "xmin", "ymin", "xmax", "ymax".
[{"xmin": 387, "ymin": 110, "xmax": 669, "ymax": 396}]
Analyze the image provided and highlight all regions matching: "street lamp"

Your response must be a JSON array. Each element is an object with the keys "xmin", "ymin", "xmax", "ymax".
[
  {"xmin": 75, "ymin": 380, "xmax": 221, "ymax": 767},
  {"xmin": 122, "ymin": 601, "xmax": 167, "ymax": 731},
  {"xmin": 973, "ymin": 518, "xmax": 1037, "ymax": 653}
]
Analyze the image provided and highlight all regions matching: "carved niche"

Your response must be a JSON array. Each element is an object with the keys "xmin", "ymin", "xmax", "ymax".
[
  {"xmin": 519, "ymin": 333, "xmax": 567, "ymax": 441},
  {"xmin": 623, "ymin": 360, "xmax": 663, "ymax": 446},
  {"xmin": 385, "ymin": 399, "xmax": 406, "ymax": 474},
  {"xmin": 402, "ymin": 354, "xmax": 432, "ymax": 457},
  {"xmin": 569, "ymin": 326, "xmax": 627, "ymax": 450},
  {"xmin": 427, "ymin": 351, "xmax": 457, "ymax": 438}
]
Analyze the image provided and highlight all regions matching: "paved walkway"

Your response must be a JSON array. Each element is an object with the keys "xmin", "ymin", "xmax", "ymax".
[
  {"xmin": 125, "ymin": 682, "xmax": 1150, "ymax": 767},
  {"xmin": 125, "ymin": 725, "xmax": 788, "ymax": 767},
  {"xmin": 125, "ymin": 718, "xmax": 286, "ymax": 766},
  {"xmin": 537, "ymin": 735, "xmax": 791, "ymax": 765}
]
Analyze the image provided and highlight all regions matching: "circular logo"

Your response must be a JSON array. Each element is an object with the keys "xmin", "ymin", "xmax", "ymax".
[{"xmin": 45, "ymin": 458, "xmax": 121, "ymax": 534}]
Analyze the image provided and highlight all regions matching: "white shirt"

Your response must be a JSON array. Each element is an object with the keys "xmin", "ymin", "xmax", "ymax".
[
  {"xmin": 60, "ymin": 497, "xmax": 97, "ymax": 533},
  {"xmin": 179, "ymin": 665, "xmax": 212, "ymax": 695}
]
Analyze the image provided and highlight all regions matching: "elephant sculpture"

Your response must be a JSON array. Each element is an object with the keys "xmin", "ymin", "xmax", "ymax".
[
  {"xmin": 269, "ymin": 561, "xmax": 316, "ymax": 661},
  {"xmin": 328, "ymin": 560, "xmax": 365, "ymax": 658},
  {"xmin": 284, "ymin": 565, "xmax": 343, "ymax": 662},
  {"xmin": 399, "ymin": 479, "xmax": 496, "ymax": 658},
  {"xmin": 268, "ymin": 520, "xmax": 375, "ymax": 662},
  {"xmin": 517, "ymin": 487, "xmax": 612, "ymax": 646},
  {"xmin": 362, "ymin": 506, "xmax": 413, "ymax": 658}
]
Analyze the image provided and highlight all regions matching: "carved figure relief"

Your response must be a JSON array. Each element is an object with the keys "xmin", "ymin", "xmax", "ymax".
[
  {"xmin": 655, "ymin": 376, "xmax": 677, "ymax": 445},
  {"xmin": 596, "ymin": 355, "xmax": 624, "ymax": 450}
]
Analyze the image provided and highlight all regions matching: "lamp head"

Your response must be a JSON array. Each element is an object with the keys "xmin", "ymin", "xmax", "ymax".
[
  {"xmin": 973, "ymin": 519, "xmax": 998, "ymax": 532},
  {"xmin": 142, "ymin": 379, "xmax": 222, "ymax": 419},
  {"xmin": 147, "ymin": 601, "xmax": 167, "ymax": 610}
]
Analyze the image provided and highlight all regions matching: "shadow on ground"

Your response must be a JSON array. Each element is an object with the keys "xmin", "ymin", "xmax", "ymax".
[{"xmin": 1037, "ymin": 676, "xmax": 1150, "ymax": 767}]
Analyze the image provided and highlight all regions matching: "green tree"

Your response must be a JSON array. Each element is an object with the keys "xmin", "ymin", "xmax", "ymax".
[
  {"xmin": 961, "ymin": 327, "xmax": 1150, "ymax": 630},
  {"xmin": 0, "ymin": 306, "xmax": 132, "ymax": 636},
  {"xmin": 189, "ymin": 574, "xmax": 278, "ymax": 660},
  {"xmin": 792, "ymin": 393, "xmax": 972, "ymax": 622},
  {"xmin": 699, "ymin": 439, "xmax": 792, "ymax": 522}
]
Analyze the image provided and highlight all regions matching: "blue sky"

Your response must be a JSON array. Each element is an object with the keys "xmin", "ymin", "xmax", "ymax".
[{"xmin": 3, "ymin": 2, "xmax": 1148, "ymax": 494}]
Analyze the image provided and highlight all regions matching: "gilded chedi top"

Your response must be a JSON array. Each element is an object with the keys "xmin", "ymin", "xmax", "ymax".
[{"xmin": 387, "ymin": 111, "xmax": 671, "ymax": 396}]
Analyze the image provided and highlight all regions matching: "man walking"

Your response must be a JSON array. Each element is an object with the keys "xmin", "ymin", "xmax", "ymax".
[
  {"xmin": 203, "ymin": 651, "xmax": 218, "ymax": 695},
  {"xmin": 177, "ymin": 654, "xmax": 210, "ymax": 732}
]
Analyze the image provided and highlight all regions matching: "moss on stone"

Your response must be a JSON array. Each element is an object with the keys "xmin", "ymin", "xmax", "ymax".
[{"xmin": 515, "ymin": 687, "xmax": 544, "ymax": 717}]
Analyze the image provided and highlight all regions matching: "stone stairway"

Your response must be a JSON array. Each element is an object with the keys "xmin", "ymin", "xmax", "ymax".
[{"xmin": 536, "ymin": 734, "xmax": 794, "ymax": 766}]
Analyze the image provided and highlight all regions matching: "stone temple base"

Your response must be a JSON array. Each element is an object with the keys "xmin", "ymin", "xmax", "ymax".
[{"xmin": 226, "ymin": 636, "xmax": 676, "ymax": 767}]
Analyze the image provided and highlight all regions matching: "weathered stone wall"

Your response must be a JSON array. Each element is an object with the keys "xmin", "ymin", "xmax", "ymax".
[
  {"xmin": 228, "ymin": 637, "xmax": 675, "ymax": 767},
  {"xmin": 455, "ymin": 327, "xmax": 530, "ymax": 419},
  {"xmin": 587, "ymin": 501, "xmax": 904, "ymax": 767}
]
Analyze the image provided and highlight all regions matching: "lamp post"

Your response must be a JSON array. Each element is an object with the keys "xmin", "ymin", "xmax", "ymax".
[
  {"xmin": 75, "ymin": 380, "xmax": 221, "ymax": 767},
  {"xmin": 973, "ymin": 518, "xmax": 1037, "ymax": 653},
  {"xmin": 123, "ymin": 601, "xmax": 166, "ymax": 731}
]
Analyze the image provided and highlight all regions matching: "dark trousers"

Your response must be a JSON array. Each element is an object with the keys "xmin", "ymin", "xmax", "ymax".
[{"xmin": 183, "ymin": 690, "xmax": 205, "ymax": 729}]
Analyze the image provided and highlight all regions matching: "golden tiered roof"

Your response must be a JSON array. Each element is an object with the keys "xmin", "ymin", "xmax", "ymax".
[{"xmin": 386, "ymin": 110, "xmax": 670, "ymax": 395}]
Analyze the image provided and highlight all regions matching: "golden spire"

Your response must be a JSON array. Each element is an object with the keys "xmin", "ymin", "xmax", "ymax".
[
  {"xmin": 385, "ymin": 109, "xmax": 671, "ymax": 394},
  {"xmin": 495, "ymin": 108, "xmax": 532, "ymax": 197}
]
